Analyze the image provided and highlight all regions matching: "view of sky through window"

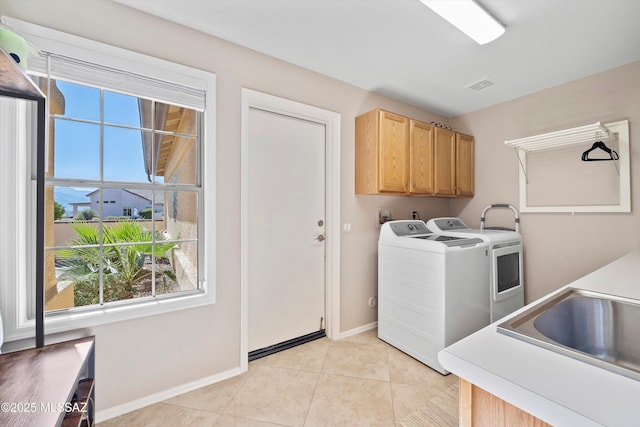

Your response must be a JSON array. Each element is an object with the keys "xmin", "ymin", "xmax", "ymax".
[{"xmin": 54, "ymin": 80, "xmax": 151, "ymax": 184}]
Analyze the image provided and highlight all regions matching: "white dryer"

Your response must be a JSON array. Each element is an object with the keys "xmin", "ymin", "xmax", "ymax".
[
  {"xmin": 427, "ymin": 213, "xmax": 525, "ymax": 322},
  {"xmin": 378, "ymin": 220, "xmax": 490, "ymax": 374}
]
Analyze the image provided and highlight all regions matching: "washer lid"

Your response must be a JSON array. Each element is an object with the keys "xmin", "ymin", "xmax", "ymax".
[{"xmin": 411, "ymin": 235, "xmax": 485, "ymax": 247}]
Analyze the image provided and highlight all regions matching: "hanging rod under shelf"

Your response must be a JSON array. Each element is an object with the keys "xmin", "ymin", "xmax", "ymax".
[{"xmin": 505, "ymin": 122, "xmax": 610, "ymax": 152}]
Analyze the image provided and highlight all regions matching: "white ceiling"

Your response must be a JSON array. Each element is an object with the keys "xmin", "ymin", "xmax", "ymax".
[{"xmin": 116, "ymin": 0, "xmax": 640, "ymax": 118}]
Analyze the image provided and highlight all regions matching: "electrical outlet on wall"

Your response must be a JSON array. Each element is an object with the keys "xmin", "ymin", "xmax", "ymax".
[{"xmin": 378, "ymin": 209, "xmax": 391, "ymax": 224}]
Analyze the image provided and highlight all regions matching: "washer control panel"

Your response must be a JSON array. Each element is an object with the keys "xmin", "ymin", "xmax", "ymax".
[
  {"xmin": 428, "ymin": 217, "xmax": 470, "ymax": 231},
  {"xmin": 389, "ymin": 221, "xmax": 430, "ymax": 236}
]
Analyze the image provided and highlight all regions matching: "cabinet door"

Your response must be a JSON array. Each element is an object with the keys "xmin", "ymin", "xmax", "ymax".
[
  {"xmin": 433, "ymin": 127, "xmax": 456, "ymax": 196},
  {"xmin": 378, "ymin": 111, "xmax": 409, "ymax": 193},
  {"xmin": 355, "ymin": 109, "xmax": 379, "ymax": 194},
  {"xmin": 409, "ymin": 120, "xmax": 434, "ymax": 195},
  {"xmin": 456, "ymin": 133, "xmax": 474, "ymax": 196}
]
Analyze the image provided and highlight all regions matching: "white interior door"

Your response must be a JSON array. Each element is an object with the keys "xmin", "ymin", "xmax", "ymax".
[{"xmin": 247, "ymin": 107, "xmax": 326, "ymax": 352}]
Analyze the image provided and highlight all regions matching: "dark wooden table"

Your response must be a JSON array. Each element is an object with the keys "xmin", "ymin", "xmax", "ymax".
[{"xmin": 0, "ymin": 336, "xmax": 95, "ymax": 427}]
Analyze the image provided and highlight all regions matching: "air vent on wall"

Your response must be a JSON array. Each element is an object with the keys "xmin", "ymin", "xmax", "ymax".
[{"xmin": 466, "ymin": 76, "xmax": 497, "ymax": 91}]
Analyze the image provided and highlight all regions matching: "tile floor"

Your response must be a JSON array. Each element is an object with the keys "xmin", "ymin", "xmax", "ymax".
[{"xmin": 99, "ymin": 329, "xmax": 459, "ymax": 426}]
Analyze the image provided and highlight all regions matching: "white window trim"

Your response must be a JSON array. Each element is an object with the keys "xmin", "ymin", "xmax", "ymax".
[
  {"xmin": 0, "ymin": 97, "xmax": 32, "ymax": 343},
  {"xmin": 0, "ymin": 17, "xmax": 216, "ymax": 342}
]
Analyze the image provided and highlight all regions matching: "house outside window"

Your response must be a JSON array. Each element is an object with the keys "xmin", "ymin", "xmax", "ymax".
[{"xmin": 0, "ymin": 17, "xmax": 216, "ymax": 341}]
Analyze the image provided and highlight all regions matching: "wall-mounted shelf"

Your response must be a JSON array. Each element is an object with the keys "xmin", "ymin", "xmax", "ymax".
[
  {"xmin": 505, "ymin": 120, "xmax": 630, "ymax": 213},
  {"xmin": 505, "ymin": 122, "xmax": 609, "ymax": 152}
]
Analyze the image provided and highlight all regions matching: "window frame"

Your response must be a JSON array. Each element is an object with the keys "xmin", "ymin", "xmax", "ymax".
[{"xmin": 0, "ymin": 17, "xmax": 216, "ymax": 342}]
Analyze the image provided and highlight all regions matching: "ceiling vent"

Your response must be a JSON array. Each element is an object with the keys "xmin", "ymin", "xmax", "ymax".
[{"xmin": 466, "ymin": 76, "xmax": 497, "ymax": 91}]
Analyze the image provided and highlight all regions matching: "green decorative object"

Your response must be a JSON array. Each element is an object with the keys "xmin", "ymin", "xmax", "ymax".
[{"xmin": 0, "ymin": 28, "xmax": 28, "ymax": 71}]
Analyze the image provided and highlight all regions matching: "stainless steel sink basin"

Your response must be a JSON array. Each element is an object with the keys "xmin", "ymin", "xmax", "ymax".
[{"xmin": 497, "ymin": 287, "xmax": 640, "ymax": 381}]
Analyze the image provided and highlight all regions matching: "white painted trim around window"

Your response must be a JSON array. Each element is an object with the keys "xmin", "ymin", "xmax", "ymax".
[
  {"xmin": 0, "ymin": 97, "xmax": 30, "ymax": 343},
  {"xmin": 2, "ymin": 17, "xmax": 207, "ymax": 105},
  {"xmin": 0, "ymin": 17, "xmax": 216, "ymax": 342}
]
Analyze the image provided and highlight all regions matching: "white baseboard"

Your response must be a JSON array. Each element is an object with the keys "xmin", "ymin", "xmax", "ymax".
[
  {"xmin": 336, "ymin": 321, "xmax": 377, "ymax": 340},
  {"xmin": 95, "ymin": 366, "xmax": 243, "ymax": 423},
  {"xmin": 96, "ymin": 322, "xmax": 378, "ymax": 422}
]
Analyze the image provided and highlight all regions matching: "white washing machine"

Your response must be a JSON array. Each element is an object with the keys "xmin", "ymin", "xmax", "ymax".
[
  {"xmin": 427, "ymin": 215, "xmax": 525, "ymax": 322},
  {"xmin": 378, "ymin": 220, "xmax": 490, "ymax": 374}
]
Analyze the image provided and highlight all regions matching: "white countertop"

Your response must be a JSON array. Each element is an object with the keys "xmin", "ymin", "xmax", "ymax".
[{"xmin": 438, "ymin": 250, "xmax": 640, "ymax": 427}]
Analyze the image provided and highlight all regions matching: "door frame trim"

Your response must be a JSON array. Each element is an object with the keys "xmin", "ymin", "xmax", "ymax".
[{"xmin": 240, "ymin": 88, "xmax": 341, "ymax": 372}]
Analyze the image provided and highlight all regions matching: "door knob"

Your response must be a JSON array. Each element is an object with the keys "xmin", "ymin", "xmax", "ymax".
[{"xmin": 315, "ymin": 234, "xmax": 326, "ymax": 242}]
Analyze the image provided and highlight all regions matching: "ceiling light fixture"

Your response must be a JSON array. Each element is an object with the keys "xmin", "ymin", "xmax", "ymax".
[{"xmin": 420, "ymin": 0, "xmax": 505, "ymax": 45}]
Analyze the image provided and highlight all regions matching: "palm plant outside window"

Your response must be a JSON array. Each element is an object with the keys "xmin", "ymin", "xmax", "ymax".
[
  {"xmin": 0, "ymin": 17, "xmax": 213, "ymax": 342},
  {"xmin": 38, "ymin": 75, "xmax": 203, "ymax": 312}
]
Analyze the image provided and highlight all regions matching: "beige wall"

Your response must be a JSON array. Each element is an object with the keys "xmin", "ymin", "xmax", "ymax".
[
  {"xmin": 12, "ymin": 0, "xmax": 635, "ymax": 415},
  {"xmin": 1, "ymin": 0, "xmax": 450, "ymax": 413},
  {"xmin": 449, "ymin": 60, "xmax": 640, "ymax": 302}
]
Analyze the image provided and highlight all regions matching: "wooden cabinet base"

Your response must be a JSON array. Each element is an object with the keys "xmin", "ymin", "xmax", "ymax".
[{"xmin": 459, "ymin": 379, "xmax": 551, "ymax": 427}]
